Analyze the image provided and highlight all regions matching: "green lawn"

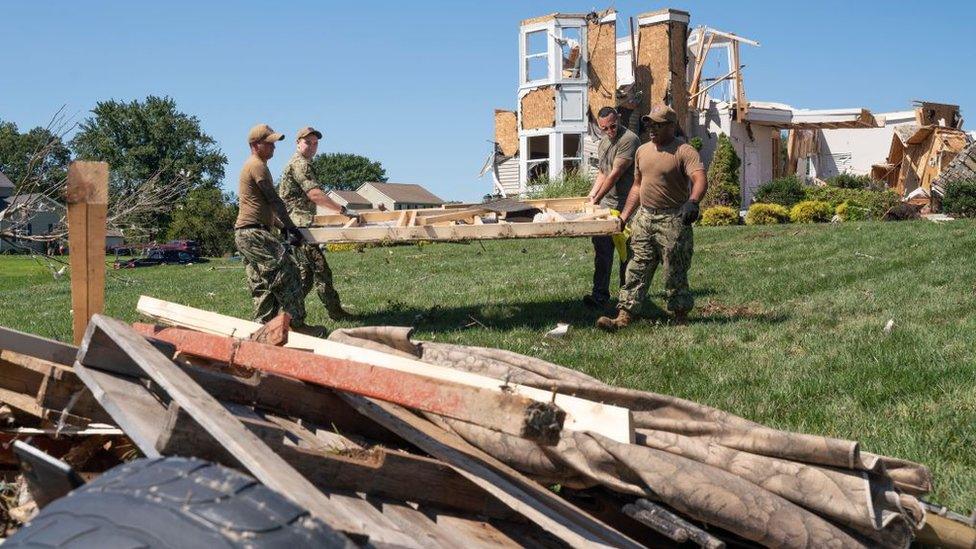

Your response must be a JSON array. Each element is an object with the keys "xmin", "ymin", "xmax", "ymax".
[{"xmin": 1, "ymin": 220, "xmax": 974, "ymax": 510}]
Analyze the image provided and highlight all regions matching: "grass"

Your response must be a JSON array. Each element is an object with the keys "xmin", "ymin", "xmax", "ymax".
[{"xmin": 1, "ymin": 220, "xmax": 975, "ymax": 511}]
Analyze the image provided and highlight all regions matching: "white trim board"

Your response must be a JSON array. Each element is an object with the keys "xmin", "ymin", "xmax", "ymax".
[{"xmin": 136, "ymin": 296, "xmax": 634, "ymax": 444}]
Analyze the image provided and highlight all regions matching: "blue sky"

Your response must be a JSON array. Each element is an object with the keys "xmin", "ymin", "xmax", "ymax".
[{"xmin": 4, "ymin": 1, "xmax": 974, "ymax": 202}]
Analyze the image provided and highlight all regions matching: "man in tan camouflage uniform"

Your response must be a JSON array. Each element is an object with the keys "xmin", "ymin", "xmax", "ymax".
[
  {"xmin": 597, "ymin": 106, "xmax": 707, "ymax": 330},
  {"xmin": 277, "ymin": 127, "xmax": 353, "ymax": 320},
  {"xmin": 234, "ymin": 124, "xmax": 323, "ymax": 335}
]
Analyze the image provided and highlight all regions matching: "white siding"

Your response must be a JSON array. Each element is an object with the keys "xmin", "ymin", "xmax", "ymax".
[
  {"xmin": 814, "ymin": 112, "xmax": 915, "ymax": 179},
  {"xmin": 494, "ymin": 155, "xmax": 521, "ymax": 196},
  {"xmin": 583, "ymin": 134, "xmax": 600, "ymax": 178}
]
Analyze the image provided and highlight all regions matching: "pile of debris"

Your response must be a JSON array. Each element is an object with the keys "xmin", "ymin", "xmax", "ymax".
[{"xmin": 0, "ymin": 296, "xmax": 974, "ymax": 547}]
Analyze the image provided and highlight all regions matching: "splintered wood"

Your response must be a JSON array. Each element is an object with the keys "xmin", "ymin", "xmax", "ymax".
[{"xmin": 304, "ymin": 196, "xmax": 621, "ymax": 244}]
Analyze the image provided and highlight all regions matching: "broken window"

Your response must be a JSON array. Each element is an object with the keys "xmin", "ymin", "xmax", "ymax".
[
  {"xmin": 526, "ymin": 135, "xmax": 550, "ymax": 182},
  {"xmin": 524, "ymin": 30, "xmax": 549, "ymax": 83},
  {"xmin": 558, "ymin": 26, "xmax": 582, "ymax": 79},
  {"xmin": 563, "ymin": 134, "xmax": 582, "ymax": 173}
]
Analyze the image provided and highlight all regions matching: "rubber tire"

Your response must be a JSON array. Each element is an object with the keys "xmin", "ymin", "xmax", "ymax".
[{"xmin": 4, "ymin": 456, "xmax": 350, "ymax": 548}]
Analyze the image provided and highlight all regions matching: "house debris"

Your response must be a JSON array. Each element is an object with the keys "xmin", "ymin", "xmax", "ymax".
[
  {"xmin": 485, "ymin": 7, "xmax": 970, "ymax": 211},
  {"xmin": 1, "ymin": 161, "xmax": 974, "ymax": 547}
]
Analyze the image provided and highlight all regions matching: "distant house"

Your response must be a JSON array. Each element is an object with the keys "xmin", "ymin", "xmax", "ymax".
[
  {"xmin": 0, "ymin": 192, "xmax": 64, "ymax": 253},
  {"xmin": 356, "ymin": 182, "xmax": 445, "ymax": 211},
  {"xmin": 0, "ymin": 172, "xmax": 13, "ymax": 200},
  {"xmin": 326, "ymin": 190, "xmax": 373, "ymax": 211}
]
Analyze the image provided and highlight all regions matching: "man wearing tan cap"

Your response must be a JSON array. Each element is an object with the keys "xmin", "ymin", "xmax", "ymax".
[
  {"xmin": 278, "ymin": 126, "xmax": 354, "ymax": 320},
  {"xmin": 597, "ymin": 105, "xmax": 707, "ymax": 330},
  {"xmin": 234, "ymin": 123, "xmax": 319, "ymax": 334}
]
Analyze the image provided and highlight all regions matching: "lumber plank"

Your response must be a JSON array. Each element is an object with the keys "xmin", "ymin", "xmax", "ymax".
[
  {"xmin": 341, "ymin": 395, "xmax": 642, "ymax": 549},
  {"xmin": 417, "ymin": 208, "xmax": 489, "ymax": 226},
  {"xmin": 378, "ymin": 502, "xmax": 460, "ymax": 549},
  {"xmin": 433, "ymin": 513, "xmax": 522, "ymax": 548},
  {"xmin": 0, "ymin": 351, "xmax": 110, "ymax": 424},
  {"xmin": 301, "ymin": 218, "xmax": 621, "ymax": 244},
  {"xmin": 329, "ymin": 494, "xmax": 420, "ymax": 548},
  {"xmin": 134, "ymin": 324, "xmax": 565, "ymax": 444},
  {"xmin": 75, "ymin": 315, "xmax": 366, "ymax": 540},
  {"xmin": 66, "ymin": 161, "xmax": 108, "ymax": 345},
  {"xmin": 0, "ymin": 326, "xmax": 78, "ymax": 366},
  {"xmin": 136, "ymin": 296, "xmax": 633, "ymax": 444},
  {"xmin": 158, "ymin": 399, "xmax": 512, "ymax": 519}
]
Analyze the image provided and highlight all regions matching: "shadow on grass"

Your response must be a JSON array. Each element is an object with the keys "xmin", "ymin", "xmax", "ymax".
[{"xmin": 353, "ymin": 288, "xmax": 786, "ymax": 333}]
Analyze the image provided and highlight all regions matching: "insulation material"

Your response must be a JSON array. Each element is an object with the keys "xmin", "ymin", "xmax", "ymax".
[
  {"xmin": 520, "ymin": 87, "xmax": 556, "ymax": 130},
  {"xmin": 493, "ymin": 110, "xmax": 519, "ymax": 157},
  {"xmin": 635, "ymin": 18, "xmax": 690, "ymax": 135},
  {"xmin": 586, "ymin": 17, "xmax": 617, "ymax": 119}
]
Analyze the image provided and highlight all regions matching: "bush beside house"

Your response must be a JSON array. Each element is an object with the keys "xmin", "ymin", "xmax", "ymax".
[
  {"xmin": 941, "ymin": 180, "xmax": 976, "ymax": 217},
  {"xmin": 753, "ymin": 176, "xmax": 806, "ymax": 207},
  {"xmin": 703, "ymin": 134, "xmax": 741, "ymax": 210},
  {"xmin": 789, "ymin": 200, "xmax": 834, "ymax": 223},
  {"xmin": 699, "ymin": 206, "xmax": 739, "ymax": 226},
  {"xmin": 746, "ymin": 203, "xmax": 790, "ymax": 225}
]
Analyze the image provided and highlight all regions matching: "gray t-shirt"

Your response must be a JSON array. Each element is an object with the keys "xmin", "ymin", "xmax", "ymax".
[{"xmin": 597, "ymin": 127, "xmax": 640, "ymax": 210}]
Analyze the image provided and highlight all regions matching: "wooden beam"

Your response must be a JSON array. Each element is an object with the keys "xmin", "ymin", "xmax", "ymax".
[
  {"xmin": 0, "ymin": 326, "xmax": 78, "ymax": 366},
  {"xmin": 417, "ymin": 208, "xmax": 489, "ymax": 226},
  {"xmin": 300, "ymin": 218, "xmax": 622, "ymax": 245},
  {"xmin": 136, "ymin": 296, "xmax": 633, "ymax": 443},
  {"xmin": 340, "ymin": 395, "xmax": 643, "ymax": 549},
  {"xmin": 74, "ymin": 315, "xmax": 368, "ymax": 541},
  {"xmin": 66, "ymin": 161, "xmax": 108, "ymax": 345},
  {"xmin": 133, "ymin": 324, "xmax": 566, "ymax": 444},
  {"xmin": 732, "ymin": 41, "xmax": 747, "ymax": 120},
  {"xmin": 157, "ymin": 400, "xmax": 512, "ymax": 519}
]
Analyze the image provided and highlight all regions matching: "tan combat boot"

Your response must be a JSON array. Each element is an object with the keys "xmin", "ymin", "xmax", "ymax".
[{"xmin": 595, "ymin": 309, "xmax": 633, "ymax": 332}]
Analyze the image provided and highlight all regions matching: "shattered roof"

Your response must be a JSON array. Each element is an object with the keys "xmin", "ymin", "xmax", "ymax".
[{"xmin": 360, "ymin": 182, "xmax": 444, "ymax": 205}]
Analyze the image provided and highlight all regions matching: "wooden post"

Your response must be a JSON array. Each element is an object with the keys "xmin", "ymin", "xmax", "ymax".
[
  {"xmin": 732, "ymin": 40, "xmax": 747, "ymax": 121},
  {"xmin": 67, "ymin": 161, "xmax": 108, "ymax": 345}
]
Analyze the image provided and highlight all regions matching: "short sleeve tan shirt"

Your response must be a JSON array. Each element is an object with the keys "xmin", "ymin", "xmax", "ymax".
[
  {"xmin": 634, "ymin": 138, "xmax": 705, "ymax": 209},
  {"xmin": 235, "ymin": 155, "xmax": 276, "ymax": 229},
  {"xmin": 597, "ymin": 127, "xmax": 640, "ymax": 210}
]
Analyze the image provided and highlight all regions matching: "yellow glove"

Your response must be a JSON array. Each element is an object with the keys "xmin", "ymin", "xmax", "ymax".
[{"xmin": 609, "ymin": 209, "xmax": 630, "ymax": 262}]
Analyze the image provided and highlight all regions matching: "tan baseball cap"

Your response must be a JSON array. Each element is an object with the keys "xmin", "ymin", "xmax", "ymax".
[
  {"xmin": 248, "ymin": 124, "xmax": 285, "ymax": 144},
  {"xmin": 296, "ymin": 126, "xmax": 323, "ymax": 140},
  {"xmin": 641, "ymin": 105, "xmax": 678, "ymax": 124}
]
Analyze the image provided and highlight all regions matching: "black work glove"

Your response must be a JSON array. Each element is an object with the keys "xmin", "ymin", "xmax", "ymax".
[
  {"xmin": 679, "ymin": 201, "xmax": 700, "ymax": 226},
  {"xmin": 285, "ymin": 226, "xmax": 305, "ymax": 246}
]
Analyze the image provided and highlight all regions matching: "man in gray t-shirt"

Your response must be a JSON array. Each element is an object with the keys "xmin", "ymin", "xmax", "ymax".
[{"xmin": 584, "ymin": 107, "xmax": 640, "ymax": 309}]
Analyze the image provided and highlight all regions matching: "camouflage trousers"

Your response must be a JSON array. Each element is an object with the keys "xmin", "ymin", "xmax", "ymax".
[
  {"xmin": 234, "ymin": 228, "xmax": 306, "ymax": 326},
  {"xmin": 617, "ymin": 207, "xmax": 695, "ymax": 315},
  {"xmin": 291, "ymin": 242, "xmax": 343, "ymax": 315}
]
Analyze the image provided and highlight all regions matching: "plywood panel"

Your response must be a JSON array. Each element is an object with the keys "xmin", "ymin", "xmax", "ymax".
[
  {"xmin": 635, "ymin": 20, "xmax": 689, "ymax": 135},
  {"xmin": 494, "ymin": 110, "xmax": 518, "ymax": 156},
  {"xmin": 520, "ymin": 87, "xmax": 555, "ymax": 130},
  {"xmin": 587, "ymin": 18, "xmax": 617, "ymax": 119}
]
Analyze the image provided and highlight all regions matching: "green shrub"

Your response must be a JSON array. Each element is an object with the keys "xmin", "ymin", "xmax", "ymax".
[
  {"xmin": 704, "ymin": 134, "xmax": 740, "ymax": 209},
  {"xmin": 802, "ymin": 187, "xmax": 899, "ymax": 220},
  {"xmin": 942, "ymin": 180, "xmax": 976, "ymax": 217},
  {"xmin": 826, "ymin": 172, "xmax": 873, "ymax": 190},
  {"xmin": 789, "ymin": 200, "xmax": 834, "ymax": 223},
  {"xmin": 699, "ymin": 206, "xmax": 738, "ymax": 226},
  {"xmin": 528, "ymin": 170, "xmax": 593, "ymax": 199},
  {"xmin": 753, "ymin": 175, "xmax": 806, "ymax": 207},
  {"xmin": 745, "ymin": 203, "xmax": 790, "ymax": 225},
  {"xmin": 689, "ymin": 137, "xmax": 703, "ymax": 151},
  {"xmin": 835, "ymin": 200, "xmax": 869, "ymax": 221}
]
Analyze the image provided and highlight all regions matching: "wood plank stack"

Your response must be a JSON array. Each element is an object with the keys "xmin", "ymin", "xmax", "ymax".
[
  {"xmin": 2, "ymin": 301, "xmax": 974, "ymax": 548},
  {"xmin": 304, "ymin": 196, "xmax": 621, "ymax": 244}
]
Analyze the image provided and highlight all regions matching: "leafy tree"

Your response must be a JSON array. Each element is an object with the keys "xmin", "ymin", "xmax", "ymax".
[
  {"xmin": 311, "ymin": 153, "xmax": 386, "ymax": 191},
  {"xmin": 71, "ymin": 96, "xmax": 227, "ymax": 201},
  {"xmin": 703, "ymin": 134, "xmax": 741, "ymax": 209},
  {"xmin": 0, "ymin": 120, "xmax": 71, "ymax": 192},
  {"xmin": 166, "ymin": 187, "xmax": 238, "ymax": 256}
]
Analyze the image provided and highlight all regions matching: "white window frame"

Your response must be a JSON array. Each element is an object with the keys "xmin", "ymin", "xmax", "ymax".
[{"xmin": 519, "ymin": 18, "xmax": 588, "ymax": 90}]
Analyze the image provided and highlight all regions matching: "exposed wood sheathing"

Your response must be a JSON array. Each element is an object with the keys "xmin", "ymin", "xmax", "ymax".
[
  {"xmin": 520, "ymin": 13, "xmax": 557, "ymax": 26},
  {"xmin": 635, "ymin": 18, "xmax": 689, "ymax": 135},
  {"xmin": 520, "ymin": 87, "xmax": 556, "ymax": 129},
  {"xmin": 586, "ymin": 17, "xmax": 617, "ymax": 119},
  {"xmin": 494, "ymin": 110, "xmax": 519, "ymax": 156}
]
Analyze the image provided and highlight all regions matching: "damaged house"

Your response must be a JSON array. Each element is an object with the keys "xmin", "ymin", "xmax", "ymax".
[{"xmin": 486, "ymin": 8, "xmax": 970, "ymax": 209}]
